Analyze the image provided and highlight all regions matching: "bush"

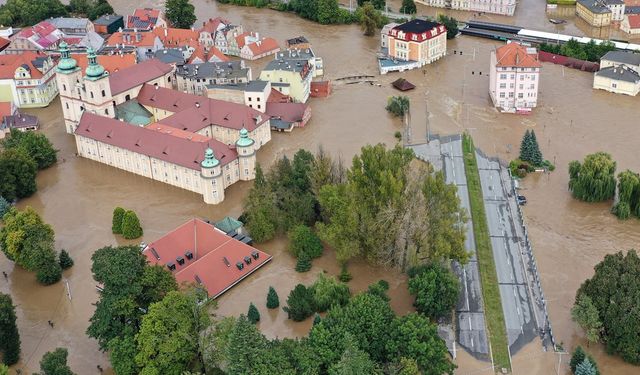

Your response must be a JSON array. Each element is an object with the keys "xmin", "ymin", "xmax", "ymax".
[
  {"xmin": 59, "ymin": 249, "xmax": 74, "ymax": 270},
  {"xmin": 0, "ymin": 196, "xmax": 10, "ymax": 219},
  {"xmin": 311, "ymin": 273, "xmax": 351, "ymax": 312},
  {"xmin": 39, "ymin": 347, "xmax": 75, "ymax": 375},
  {"xmin": 121, "ymin": 210, "xmax": 143, "ymax": 239},
  {"xmin": 266, "ymin": 286, "xmax": 280, "ymax": 309},
  {"xmin": 394, "ymin": 131, "xmax": 402, "ymax": 141},
  {"xmin": 36, "ymin": 261, "xmax": 62, "ymax": 285},
  {"xmin": 367, "ymin": 280, "xmax": 390, "ymax": 302},
  {"xmin": 295, "ymin": 254, "xmax": 312, "ymax": 272},
  {"xmin": 283, "ymin": 284, "xmax": 315, "ymax": 321},
  {"xmin": 509, "ymin": 159, "xmax": 534, "ymax": 178},
  {"xmin": 339, "ymin": 263, "xmax": 352, "ymax": 282},
  {"xmin": 248, "ymin": 303, "xmax": 260, "ymax": 324},
  {"xmin": 112, "ymin": 207, "xmax": 125, "ymax": 234},
  {"xmin": 437, "ymin": 15, "xmax": 459, "ymax": 39}
]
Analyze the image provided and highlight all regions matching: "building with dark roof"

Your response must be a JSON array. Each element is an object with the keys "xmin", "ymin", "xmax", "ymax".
[
  {"xmin": 175, "ymin": 61, "xmax": 251, "ymax": 95},
  {"xmin": 142, "ymin": 219, "xmax": 271, "ymax": 298},
  {"xmin": 593, "ymin": 65, "xmax": 640, "ymax": 95},
  {"xmin": 600, "ymin": 50, "xmax": 640, "ymax": 70},
  {"xmin": 93, "ymin": 14, "xmax": 124, "ymax": 35},
  {"xmin": 126, "ymin": 8, "xmax": 167, "ymax": 30},
  {"xmin": 381, "ymin": 20, "xmax": 447, "ymax": 74},
  {"xmin": 576, "ymin": 0, "xmax": 626, "ymax": 26},
  {"xmin": 285, "ymin": 36, "xmax": 311, "ymax": 49},
  {"xmin": 154, "ymin": 48, "xmax": 187, "ymax": 65}
]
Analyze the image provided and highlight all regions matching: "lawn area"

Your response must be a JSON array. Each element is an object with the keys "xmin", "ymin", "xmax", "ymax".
[{"xmin": 461, "ymin": 133, "xmax": 511, "ymax": 372}]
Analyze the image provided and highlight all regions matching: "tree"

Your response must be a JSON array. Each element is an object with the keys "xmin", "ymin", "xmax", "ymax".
[
  {"xmin": 388, "ymin": 357, "xmax": 421, "ymax": 375},
  {"xmin": 401, "ymin": 0, "xmax": 416, "ymax": 14},
  {"xmin": 386, "ymin": 313, "xmax": 455, "ymax": 374},
  {"xmin": 569, "ymin": 152, "xmax": 616, "ymax": 202},
  {"xmin": 367, "ymin": 280, "xmax": 390, "ymax": 302},
  {"xmin": 1, "ymin": 129, "xmax": 57, "ymax": 169},
  {"xmin": 575, "ymin": 357, "xmax": 597, "ymax": 375},
  {"xmin": 59, "ymin": 249, "xmax": 74, "ymax": 270},
  {"xmin": 0, "ymin": 196, "xmax": 10, "ymax": 219},
  {"xmin": 295, "ymin": 253, "xmax": 312, "ymax": 272},
  {"xmin": 437, "ymin": 15, "xmax": 459, "ymax": 39},
  {"xmin": 359, "ymin": 3, "xmax": 383, "ymax": 36},
  {"xmin": 36, "ymin": 255, "xmax": 62, "ymax": 285},
  {"xmin": 0, "ymin": 293, "xmax": 20, "ymax": 366},
  {"xmin": 408, "ymin": 263, "xmax": 460, "ymax": 320},
  {"xmin": 283, "ymin": 284, "xmax": 315, "ymax": 321},
  {"xmin": 0, "ymin": 148, "xmax": 38, "ymax": 201},
  {"xmin": 386, "ymin": 96, "xmax": 410, "ymax": 117},
  {"xmin": 87, "ymin": 0, "xmax": 114, "ymax": 20},
  {"xmin": 121, "ymin": 210, "xmax": 143, "ymax": 239},
  {"xmin": 328, "ymin": 335, "xmax": 382, "ymax": 375},
  {"xmin": 0, "ymin": 0, "xmax": 67, "ymax": 27},
  {"xmin": 570, "ymin": 346, "xmax": 586, "ymax": 373},
  {"xmin": 165, "ymin": 0, "xmax": 196, "ymax": 29},
  {"xmin": 612, "ymin": 170, "xmax": 640, "ymax": 219},
  {"xmin": 576, "ymin": 250, "xmax": 640, "ymax": 364},
  {"xmin": 225, "ymin": 315, "xmax": 283, "ymax": 375},
  {"xmin": 38, "ymin": 348, "xmax": 75, "ymax": 375},
  {"xmin": 135, "ymin": 290, "xmax": 209, "ymax": 374},
  {"xmin": 313, "ymin": 313, "xmax": 322, "ymax": 326},
  {"xmin": 571, "ymin": 294, "xmax": 602, "ymax": 345},
  {"xmin": 108, "ymin": 331, "xmax": 138, "ymax": 375},
  {"xmin": 266, "ymin": 286, "xmax": 279, "ymax": 309},
  {"xmin": 248, "ymin": 303, "xmax": 260, "ymax": 324},
  {"xmin": 112, "ymin": 207, "xmax": 125, "ymax": 234},
  {"xmin": 0, "ymin": 364, "xmax": 8, "ymax": 375},
  {"xmin": 311, "ymin": 273, "xmax": 350, "ymax": 312},
  {"xmin": 245, "ymin": 164, "xmax": 277, "ymax": 242},
  {"xmin": 288, "ymin": 225, "xmax": 324, "ymax": 259}
]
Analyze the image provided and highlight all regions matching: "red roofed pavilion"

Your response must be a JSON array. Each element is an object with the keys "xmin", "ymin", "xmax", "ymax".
[{"xmin": 143, "ymin": 218, "xmax": 272, "ymax": 298}]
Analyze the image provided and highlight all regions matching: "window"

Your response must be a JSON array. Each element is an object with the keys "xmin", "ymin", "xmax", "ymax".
[
  {"xmin": 90, "ymin": 92, "xmax": 94, "ymax": 99},
  {"xmin": 499, "ymin": 74, "xmax": 507, "ymax": 79},
  {"xmin": 612, "ymin": 83, "xmax": 617, "ymax": 88},
  {"xmin": 508, "ymin": 92, "xmax": 514, "ymax": 98},
  {"xmin": 510, "ymin": 74, "xmax": 515, "ymax": 79},
  {"xmin": 65, "ymin": 102, "xmax": 69, "ymax": 109},
  {"xmin": 257, "ymin": 104, "xmax": 261, "ymax": 109},
  {"xmin": 63, "ymin": 84, "xmax": 66, "ymax": 91},
  {"xmin": 105, "ymin": 109, "xmax": 109, "ymax": 115},
  {"xmin": 248, "ymin": 97, "xmax": 252, "ymax": 101},
  {"xmin": 518, "ymin": 93, "xmax": 523, "ymax": 99},
  {"xmin": 101, "ymin": 89, "xmax": 106, "ymax": 97},
  {"xmin": 499, "ymin": 83, "xmax": 506, "ymax": 89},
  {"xmin": 499, "ymin": 92, "xmax": 505, "ymax": 98},
  {"xmin": 244, "ymin": 168, "xmax": 249, "ymax": 175},
  {"xmin": 520, "ymin": 75, "xmax": 525, "ymax": 81},
  {"xmin": 256, "ymin": 97, "xmax": 260, "ymax": 102},
  {"xmin": 519, "ymin": 84, "xmax": 523, "ymax": 89}
]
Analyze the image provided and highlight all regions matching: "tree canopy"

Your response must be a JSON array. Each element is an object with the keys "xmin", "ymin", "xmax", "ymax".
[
  {"xmin": 37, "ymin": 348, "xmax": 75, "ymax": 375},
  {"xmin": 266, "ymin": 286, "xmax": 280, "ymax": 309},
  {"xmin": 0, "ymin": 148, "xmax": 38, "ymax": 202},
  {"xmin": 519, "ymin": 130, "xmax": 543, "ymax": 167},
  {"xmin": 437, "ymin": 15, "xmax": 459, "ymax": 39},
  {"xmin": 401, "ymin": 0, "xmax": 416, "ymax": 14},
  {"xmin": 569, "ymin": 152, "xmax": 616, "ymax": 202},
  {"xmin": 611, "ymin": 170, "xmax": 640, "ymax": 220},
  {"xmin": 0, "ymin": 0, "xmax": 67, "ymax": 27},
  {"xmin": 358, "ymin": 3, "xmax": 384, "ymax": 36},
  {"xmin": 165, "ymin": 0, "xmax": 196, "ymax": 28},
  {"xmin": 407, "ymin": 263, "xmax": 459, "ymax": 320},
  {"xmin": 575, "ymin": 250, "xmax": 640, "ymax": 364},
  {"xmin": 571, "ymin": 294, "xmax": 602, "ymax": 345},
  {"xmin": 0, "ymin": 293, "xmax": 20, "ymax": 366},
  {"xmin": 121, "ymin": 210, "xmax": 143, "ymax": 239},
  {"xmin": 386, "ymin": 96, "xmax": 410, "ymax": 117},
  {"xmin": 1, "ymin": 129, "xmax": 57, "ymax": 170}
]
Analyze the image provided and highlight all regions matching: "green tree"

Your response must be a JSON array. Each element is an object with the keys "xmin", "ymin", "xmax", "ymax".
[
  {"xmin": 87, "ymin": 0, "xmax": 114, "ymax": 20},
  {"xmin": 0, "ymin": 148, "xmax": 38, "ymax": 201},
  {"xmin": 612, "ymin": 170, "xmax": 640, "ymax": 219},
  {"xmin": 112, "ymin": 207, "xmax": 126, "ymax": 234},
  {"xmin": 59, "ymin": 249, "xmax": 74, "ymax": 270},
  {"xmin": 359, "ymin": 3, "xmax": 383, "ymax": 36},
  {"xmin": 569, "ymin": 152, "xmax": 617, "ymax": 202},
  {"xmin": 576, "ymin": 250, "xmax": 640, "ymax": 364},
  {"xmin": 289, "ymin": 225, "xmax": 323, "ymax": 259},
  {"xmin": 121, "ymin": 210, "xmax": 143, "ymax": 239},
  {"xmin": 313, "ymin": 313, "xmax": 322, "ymax": 326},
  {"xmin": 0, "ymin": 364, "xmax": 8, "ymax": 375},
  {"xmin": 437, "ymin": 15, "xmax": 459, "ymax": 39},
  {"xmin": 245, "ymin": 164, "xmax": 277, "ymax": 242},
  {"xmin": 68, "ymin": 0, "xmax": 90, "ymax": 14},
  {"xmin": 108, "ymin": 331, "xmax": 138, "ymax": 375},
  {"xmin": 0, "ymin": 196, "xmax": 10, "ymax": 219},
  {"xmin": 571, "ymin": 294, "xmax": 602, "ymax": 345},
  {"xmin": 408, "ymin": 263, "xmax": 459, "ymax": 320},
  {"xmin": 386, "ymin": 96, "xmax": 410, "ymax": 117},
  {"xmin": 519, "ymin": 130, "xmax": 533, "ymax": 164},
  {"xmin": 165, "ymin": 0, "xmax": 196, "ymax": 28},
  {"xmin": 295, "ymin": 253, "xmax": 312, "ymax": 272},
  {"xmin": 386, "ymin": 313, "xmax": 455, "ymax": 374},
  {"xmin": 1, "ymin": 129, "xmax": 57, "ymax": 169},
  {"xmin": 367, "ymin": 279, "xmax": 390, "ymax": 302},
  {"xmin": 202, "ymin": 316, "xmax": 236, "ymax": 372},
  {"xmin": 388, "ymin": 357, "xmax": 421, "ymax": 375},
  {"xmin": 575, "ymin": 358, "xmax": 597, "ymax": 375},
  {"xmin": 266, "ymin": 286, "xmax": 279, "ymax": 309},
  {"xmin": 0, "ymin": 293, "xmax": 20, "ymax": 366},
  {"xmin": 248, "ymin": 302, "xmax": 260, "ymax": 324},
  {"xmin": 570, "ymin": 346, "xmax": 586, "ymax": 373},
  {"xmin": 283, "ymin": 284, "xmax": 316, "ymax": 321},
  {"xmin": 328, "ymin": 335, "xmax": 382, "ymax": 375},
  {"xmin": 36, "ymin": 255, "xmax": 62, "ymax": 285},
  {"xmin": 135, "ymin": 290, "xmax": 209, "ymax": 375},
  {"xmin": 311, "ymin": 273, "xmax": 351, "ymax": 312},
  {"xmin": 0, "ymin": 0, "xmax": 67, "ymax": 27},
  {"xmin": 37, "ymin": 348, "xmax": 75, "ymax": 375},
  {"xmin": 401, "ymin": 0, "xmax": 416, "ymax": 13}
]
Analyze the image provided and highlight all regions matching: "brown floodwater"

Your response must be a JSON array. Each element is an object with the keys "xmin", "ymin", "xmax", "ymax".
[{"xmin": 2, "ymin": 1, "xmax": 639, "ymax": 374}]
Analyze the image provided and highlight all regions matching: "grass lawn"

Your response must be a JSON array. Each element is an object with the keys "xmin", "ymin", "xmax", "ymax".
[{"xmin": 461, "ymin": 133, "xmax": 511, "ymax": 372}]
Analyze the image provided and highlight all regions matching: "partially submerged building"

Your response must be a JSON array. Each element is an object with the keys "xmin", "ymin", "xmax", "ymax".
[
  {"xmin": 489, "ymin": 42, "xmax": 541, "ymax": 113},
  {"xmin": 379, "ymin": 20, "xmax": 447, "ymax": 74}
]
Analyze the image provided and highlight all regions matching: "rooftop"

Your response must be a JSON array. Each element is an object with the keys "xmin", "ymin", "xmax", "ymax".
[
  {"xmin": 115, "ymin": 99, "xmax": 154, "ymax": 125},
  {"xmin": 200, "ymin": 17, "xmax": 230, "ymax": 34},
  {"xmin": 244, "ymin": 37, "xmax": 280, "ymax": 56},
  {"xmin": 127, "ymin": 8, "xmax": 162, "ymax": 29},
  {"xmin": 142, "ymin": 218, "xmax": 272, "ymax": 298},
  {"xmin": 393, "ymin": 19, "xmax": 441, "ymax": 34},
  {"xmin": 0, "ymin": 52, "xmax": 50, "ymax": 79},
  {"xmin": 601, "ymin": 50, "xmax": 640, "ymax": 66},
  {"xmin": 154, "ymin": 48, "xmax": 186, "ymax": 64},
  {"xmin": 627, "ymin": 14, "xmax": 640, "ymax": 28},
  {"xmin": 94, "ymin": 14, "xmax": 124, "ymax": 26},
  {"xmin": 108, "ymin": 58, "xmax": 173, "ymax": 95},
  {"xmin": 266, "ymin": 102, "xmax": 308, "ymax": 123},
  {"xmin": 577, "ymin": 0, "xmax": 613, "ymax": 13},
  {"xmin": 71, "ymin": 53, "xmax": 136, "ymax": 73},
  {"xmin": 596, "ymin": 65, "xmax": 640, "ymax": 82},
  {"xmin": 152, "ymin": 27, "xmax": 199, "ymax": 47},
  {"xmin": 176, "ymin": 61, "xmax": 248, "ymax": 80},
  {"xmin": 106, "ymin": 31, "xmax": 158, "ymax": 47},
  {"xmin": 286, "ymin": 36, "xmax": 309, "ymax": 45},
  {"xmin": 4, "ymin": 112, "xmax": 38, "ymax": 129},
  {"xmin": 206, "ymin": 80, "xmax": 269, "ymax": 92},
  {"xmin": 275, "ymin": 48, "xmax": 315, "ymax": 60},
  {"xmin": 264, "ymin": 58, "xmax": 311, "ymax": 75},
  {"xmin": 75, "ymin": 112, "xmax": 237, "ymax": 170},
  {"xmin": 495, "ymin": 42, "xmax": 541, "ymax": 68},
  {"xmin": 137, "ymin": 84, "xmax": 267, "ymax": 132},
  {"xmin": 187, "ymin": 44, "xmax": 229, "ymax": 64},
  {"xmin": 48, "ymin": 17, "xmax": 90, "ymax": 32}
]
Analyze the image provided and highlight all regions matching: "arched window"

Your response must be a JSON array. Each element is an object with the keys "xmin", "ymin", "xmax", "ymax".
[
  {"xmin": 125, "ymin": 94, "xmax": 131, "ymax": 101},
  {"xmin": 101, "ymin": 90, "xmax": 106, "ymax": 97},
  {"xmin": 90, "ymin": 92, "xmax": 94, "ymax": 99},
  {"xmin": 62, "ymin": 84, "xmax": 66, "ymax": 91},
  {"xmin": 105, "ymin": 109, "xmax": 109, "ymax": 115}
]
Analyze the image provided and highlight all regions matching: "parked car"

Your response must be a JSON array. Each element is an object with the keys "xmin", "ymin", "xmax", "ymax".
[{"xmin": 517, "ymin": 195, "xmax": 527, "ymax": 206}]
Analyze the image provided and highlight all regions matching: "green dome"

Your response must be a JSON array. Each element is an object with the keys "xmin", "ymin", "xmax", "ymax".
[
  {"xmin": 201, "ymin": 148, "xmax": 220, "ymax": 168},
  {"xmin": 84, "ymin": 47, "xmax": 106, "ymax": 80},
  {"xmin": 236, "ymin": 127, "xmax": 255, "ymax": 148},
  {"xmin": 56, "ymin": 41, "xmax": 78, "ymax": 73}
]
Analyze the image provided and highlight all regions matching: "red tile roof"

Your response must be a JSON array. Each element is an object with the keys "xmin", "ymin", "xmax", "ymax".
[
  {"xmin": 627, "ymin": 15, "xmax": 640, "ymax": 29},
  {"xmin": 106, "ymin": 31, "xmax": 158, "ymax": 47},
  {"xmin": 187, "ymin": 44, "xmax": 229, "ymax": 64},
  {"xmin": 153, "ymin": 27, "xmax": 199, "ymax": 47},
  {"xmin": 127, "ymin": 8, "xmax": 162, "ymax": 29},
  {"xmin": 267, "ymin": 88, "xmax": 291, "ymax": 103},
  {"xmin": 266, "ymin": 102, "xmax": 308, "ymax": 122},
  {"xmin": 75, "ymin": 112, "xmax": 237, "ymax": 169},
  {"xmin": 0, "ymin": 52, "xmax": 49, "ymax": 80},
  {"xmin": 108, "ymin": 58, "xmax": 173, "ymax": 95},
  {"xmin": 72, "ymin": 53, "xmax": 136, "ymax": 74},
  {"xmin": 137, "ymin": 84, "xmax": 267, "ymax": 132},
  {"xmin": 245, "ymin": 37, "xmax": 279, "ymax": 57},
  {"xmin": 16, "ymin": 21, "xmax": 57, "ymax": 39},
  {"xmin": 0, "ymin": 102, "xmax": 14, "ymax": 118},
  {"xmin": 146, "ymin": 122, "xmax": 211, "ymax": 142},
  {"xmin": 143, "ymin": 218, "xmax": 272, "ymax": 298},
  {"xmin": 235, "ymin": 32, "xmax": 255, "ymax": 49},
  {"xmin": 199, "ymin": 17, "xmax": 230, "ymax": 34},
  {"xmin": 0, "ymin": 37, "xmax": 9, "ymax": 52},
  {"xmin": 495, "ymin": 42, "xmax": 541, "ymax": 68}
]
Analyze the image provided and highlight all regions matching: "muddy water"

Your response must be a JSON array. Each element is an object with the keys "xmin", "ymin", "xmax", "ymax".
[{"xmin": 2, "ymin": 1, "xmax": 639, "ymax": 374}]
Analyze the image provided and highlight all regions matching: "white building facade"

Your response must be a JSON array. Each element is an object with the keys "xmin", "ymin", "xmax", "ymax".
[{"xmin": 489, "ymin": 43, "xmax": 541, "ymax": 113}]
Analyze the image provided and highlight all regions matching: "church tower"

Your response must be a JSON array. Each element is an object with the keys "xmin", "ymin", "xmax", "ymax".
[
  {"xmin": 235, "ymin": 127, "xmax": 256, "ymax": 181},
  {"xmin": 55, "ymin": 41, "xmax": 82, "ymax": 134},
  {"xmin": 200, "ymin": 148, "xmax": 225, "ymax": 204},
  {"xmin": 82, "ymin": 48, "xmax": 114, "ymax": 120}
]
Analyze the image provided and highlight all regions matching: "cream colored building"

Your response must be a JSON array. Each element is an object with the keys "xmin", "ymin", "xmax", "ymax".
[
  {"xmin": 386, "ymin": 20, "xmax": 448, "ymax": 67},
  {"xmin": 593, "ymin": 50, "xmax": 640, "ymax": 96},
  {"xmin": 621, "ymin": 14, "xmax": 640, "ymax": 34},
  {"xmin": 575, "ymin": 0, "xmax": 623, "ymax": 27},
  {"xmin": 415, "ymin": 0, "xmax": 516, "ymax": 16},
  {"xmin": 205, "ymin": 80, "xmax": 271, "ymax": 113}
]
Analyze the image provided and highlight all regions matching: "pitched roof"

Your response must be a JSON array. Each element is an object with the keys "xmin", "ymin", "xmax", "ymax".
[
  {"xmin": 495, "ymin": 42, "xmax": 541, "ymax": 68},
  {"xmin": 596, "ymin": 65, "xmax": 640, "ymax": 82},
  {"xmin": 106, "ymin": 31, "xmax": 158, "ymax": 47},
  {"xmin": 214, "ymin": 216, "xmax": 243, "ymax": 234},
  {"xmin": 94, "ymin": 14, "xmax": 124, "ymax": 26},
  {"xmin": 0, "ymin": 102, "xmax": 14, "ymax": 118},
  {"xmin": 235, "ymin": 32, "xmax": 256, "ymax": 49},
  {"xmin": 199, "ymin": 17, "xmax": 230, "ymax": 34},
  {"xmin": 16, "ymin": 21, "xmax": 58, "ymax": 39},
  {"xmin": 627, "ymin": 14, "xmax": 640, "ymax": 29},
  {"xmin": 176, "ymin": 61, "xmax": 248, "ymax": 80},
  {"xmin": 577, "ymin": 0, "xmax": 612, "ymax": 13},
  {"xmin": 72, "ymin": 53, "xmax": 136, "ymax": 73},
  {"xmin": 48, "ymin": 17, "xmax": 90, "ymax": 31},
  {"xmin": 152, "ymin": 27, "xmax": 199, "ymax": 47},
  {"xmin": 187, "ymin": 44, "xmax": 229, "ymax": 64},
  {"xmin": 0, "ymin": 52, "xmax": 50, "ymax": 79},
  {"xmin": 601, "ymin": 50, "xmax": 640, "ymax": 66},
  {"xmin": 75, "ymin": 112, "xmax": 237, "ymax": 169},
  {"xmin": 0, "ymin": 37, "xmax": 11, "ymax": 51},
  {"xmin": 286, "ymin": 36, "xmax": 309, "ymax": 46},
  {"xmin": 266, "ymin": 102, "xmax": 308, "ymax": 122},
  {"xmin": 154, "ymin": 48, "xmax": 186, "ymax": 64},
  {"xmin": 136, "ymin": 84, "xmax": 267, "ymax": 132},
  {"xmin": 390, "ymin": 19, "xmax": 446, "ymax": 41},
  {"xmin": 127, "ymin": 8, "xmax": 162, "ymax": 29},
  {"xmin": 108, "ymin": 58, "xmax": 173, "ymax": 95},
  {"xmin": 143, "ymin": 218, "xmax": 272, "ymax": 298},
  {"xmin": 391, "ymin": 78, "xmax": 416, "ymax": 91},
  {"xmin": 245, "ymin": 37, "xmax": 280, "ymax": 56}
]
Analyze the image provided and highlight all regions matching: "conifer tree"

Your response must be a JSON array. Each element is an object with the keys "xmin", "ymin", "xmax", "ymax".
[
  {"xmin": 266, "ymin": 286, "xmax": 279, "ymax": 309},
  {"xmin": 575, "ymin": 357, "xmax": 597, "ymax": 375},
  {"xmin": 529, "ymin": 130, "xmax": 543, "ymax": 166},
  {"xmin": 570, "ymin": 346, "xmax": 586, "ymax": 373},
  {"xmin": 295, "ymin": 253, "xmax": 312, "ymax": 272},
  {"xmin": 0, "ymin": 293, "xmax": 20, "ymax": 366},
  {"xmin": 121, "ymin": 210, "xmax": 143, "ymax": 239},
  {"xmin": 313, "ymin": 313, "xmax": 322, "ymax": 326},
  {"xmin": 112, "ymin": 207, "xmax": 125, "ymax": 234},
  {"xmin": 247, "ymin": 303, "xmax": 260, "ymax": 324},
  {"xmin": 0, "ymin": 196, "xmax": 9, "ymax": 219},
  {"xmin": 59, "ymin": 249, "xmax": 74, "ymax": 270}
]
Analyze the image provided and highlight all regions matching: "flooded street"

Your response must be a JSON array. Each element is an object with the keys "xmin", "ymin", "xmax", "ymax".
[{"xmin": 1, "ymin": 0, "xmax": 639, "ymax": 373}]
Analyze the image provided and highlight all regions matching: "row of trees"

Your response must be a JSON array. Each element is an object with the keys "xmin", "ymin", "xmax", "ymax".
[
  {"xmin": 0, "ymin": 129, "xmax": 57, "ymax": 202},
  {"xmin": 539, "ymin": 39, "xmax": 615, "ymax": 63},
  {"xmin": 0, "ymin": 207, "xmax": 73, "ymax": 285},
  {"xmin": 0, "ymin": 0, "xmax": 113, "ymax": 26},
  {"xmin": 112, "ymin": 207, "xmax": 143, "ymax": 239}
]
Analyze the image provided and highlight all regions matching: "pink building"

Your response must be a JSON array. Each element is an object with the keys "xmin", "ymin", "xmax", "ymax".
[{"xmin": 489, "ymin": 42, "xmax": 541, "ymax": 113}]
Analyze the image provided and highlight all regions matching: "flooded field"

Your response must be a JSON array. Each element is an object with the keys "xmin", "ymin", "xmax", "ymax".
[{"xmin": 2, "ymin": 0, "xmax": 640, "ymax": 374}]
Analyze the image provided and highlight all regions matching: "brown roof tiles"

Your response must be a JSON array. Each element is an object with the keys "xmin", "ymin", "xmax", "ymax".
[{"xmin": 108, "ymin": 58, "xmax": 173, "ymax": 95}]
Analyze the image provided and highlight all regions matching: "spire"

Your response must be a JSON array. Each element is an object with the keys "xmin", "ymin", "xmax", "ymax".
[
  {"xmin": 201, "ymin": 147, "xmax": 220, "ymax": 168},
  {"xmin": 56, "ymin": 41, "xmax": 78, "ymax": 73},
  {"xmin": 235, "ymin": 126, "xmax": 255, "ymax": 148},
  {"xmin": 84, "ymin": 47, "xmax": 106, "ymax": 80}
]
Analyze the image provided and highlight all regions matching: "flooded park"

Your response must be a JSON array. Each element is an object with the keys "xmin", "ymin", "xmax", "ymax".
[{"xmin": 1, "ymin": 0, "xmax": 639, "ymax": 373}]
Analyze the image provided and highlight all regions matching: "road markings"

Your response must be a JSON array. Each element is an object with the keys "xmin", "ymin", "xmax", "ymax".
[
  {"xmin": 463, "ymin": 268, "xmax": 470, "ymax": 311},
  {"xmin": 469, "ymin": 316, "xmax": 472, "ymax": 330}
]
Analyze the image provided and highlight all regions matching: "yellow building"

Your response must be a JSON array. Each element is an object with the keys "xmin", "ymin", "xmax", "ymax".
[
  {"xmin": 0, "ymin": 52, "xmax": 57, "ymax": 108},
  {"xmin": 575, "ymin": 0, "xmax": 622, "ymax": 27},
  {"xmin": 386, "ymin": 19, "xmax": 447, "ymax": 67},
  {"xmin": 259, "ymin": 58, "xmax": 312, "ymax": 103}
]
